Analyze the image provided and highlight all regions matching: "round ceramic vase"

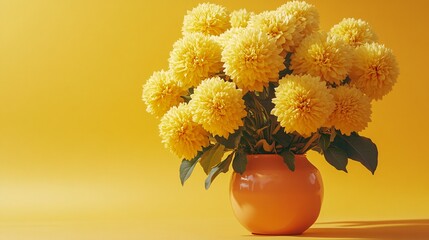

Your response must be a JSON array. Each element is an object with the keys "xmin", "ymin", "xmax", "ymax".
[{"xmin": 230, "ymin": 154, "xmax": 323, "ymax": 235}]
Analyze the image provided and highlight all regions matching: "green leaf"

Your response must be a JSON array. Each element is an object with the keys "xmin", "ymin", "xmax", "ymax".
[
  {"xmin": 272, "ymin": 130, "xmax": 292, "ymax": 148},
  {"xmin": 205, "ymin": 152, "xmax": 234, "ymax": 189},
  {"xmin": 199, "ymin": 143, "xmax": 225, "ymax": 175},
  {"xmin": 337, "ymin": 133, "xmax": 378, "ymax": 174},
  {"xmin": 232, "ymin": 150, "xmax": 247, "ymax": 174},
  {"xmin": 280, "ymin": 150, "xmax": 295, "ymax": 171},
  {"xmin": 318, "ymin": 133, "xmax": 331, "ymax": 152},
  {"xmin": 312, "ymin": 146, "xmax": 323, "ymax": 154},
  {"xmin": 179, "ymin": 150, "xmax": 205, "ymax": 186},
  {"xmin": 215, "ymin": 129, "xmax": 242, "ymax": 149},
  {"xmin": 242, "ymin": 129, "xmax": 256, "ymax": 142},
  {"xmin": 180, "ymin": 95, "xmax": 191, "ymax": 103},
  {"xmin": 188, "ymin": 87, "xmax": 194, "ymax": 94},
  {"xmin": 324, "ymin": 145, "xmax": 348, "ymax": 172}
]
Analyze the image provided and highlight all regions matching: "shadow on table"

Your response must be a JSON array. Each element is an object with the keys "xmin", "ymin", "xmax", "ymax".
[{"xmin": 300, "ymin": 219, "xmax": 429, "ymax": 240}]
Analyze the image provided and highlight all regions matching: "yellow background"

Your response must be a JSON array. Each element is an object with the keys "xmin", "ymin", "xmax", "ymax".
[{"xmin": 1, "ymin": 0, "xmax": 428, "ymax": 239}]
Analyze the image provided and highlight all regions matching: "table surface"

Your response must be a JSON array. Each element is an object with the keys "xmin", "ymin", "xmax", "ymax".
[{"xmin": 2, "ymin": 217, "xmax": 429, "ymax": 240}]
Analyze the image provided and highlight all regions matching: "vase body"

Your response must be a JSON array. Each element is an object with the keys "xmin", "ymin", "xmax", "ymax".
[{"xmin": 230, "ymin": 154, "xmax": 323, "ymax": 235}]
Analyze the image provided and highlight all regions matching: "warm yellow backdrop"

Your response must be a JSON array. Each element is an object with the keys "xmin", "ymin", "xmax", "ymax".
[{"xmin": 1, "ymin": 0, "xmax": 428, "ymax": 239}]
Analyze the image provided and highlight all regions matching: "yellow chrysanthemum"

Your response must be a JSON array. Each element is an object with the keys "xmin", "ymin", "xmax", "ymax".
[
  {"xmin": 271, "ymin": 74, "xmax": 335, "ymax": 137},
  {"xmin": 216, "ymin": 27, "xmax": 246, "ymax": 48},
  {"xmin": 189, "ymin": 77, "xmax": 247, "ymax": 138},
  {"xmin": 247, "ymin": 10, "xmax": 296, "ymax": 55},
  {"xmin": 329, "ymin": 18, "xmax": 377, "ymax": 48},
  {"xmin": 159, "ymin": 103, "xmax": 210, "ymax": 160},
  {"xmin": 182, "ymin": 3, "xmax": 230, "ymax": 36},
  {"xmin": 349, "ymin": 43, "xmax": 399, "ymax": 100},
  {"xmin": 326, "ymin": 86, "xmax": 372, "ymax": 135},
  {"xmin": 230, "ymin": 9, "xmax": 254, "ymax": 28},
  {"xmin": 277, "ymin": 0, "xmax": 319, "ymax": 48},
  {"xmin": 169, "ymin": 33, "xmax": 223, "ymax": 88},
  {"xmin": 291, "ymin": 32, "xmax": 353, "ymax": 85},
  {"xmin": 142, "ymin": 70, "xmax": 188, "ymax": 118},
  {"xmin": 222, "ymin": 28, "xmax": 284, "ymax": 92}
]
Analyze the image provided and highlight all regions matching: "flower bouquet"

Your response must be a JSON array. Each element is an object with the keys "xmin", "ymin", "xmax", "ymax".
[{"xmin": 142, "ymin": 1, "xmax": 398, "ymax": 191}]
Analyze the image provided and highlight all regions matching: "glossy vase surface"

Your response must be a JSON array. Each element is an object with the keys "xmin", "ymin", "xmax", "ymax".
[{"xmin": 230, "ymin": 154, "xmax": 323, "ymax": 235}]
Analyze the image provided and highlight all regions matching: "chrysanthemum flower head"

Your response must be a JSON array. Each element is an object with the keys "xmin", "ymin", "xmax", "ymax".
[
  {"xmin": 189, "ymin": 77, "xmax": 247, "ymax": 138},
  {"xmin": 142, "ymin": 70, "xmax": 188, "ymax": 118},
  {"xmin": 271, "ymin": 74, "xmax": 335, "ymax": 137},
  {"xmin": 247, "ymin": 10, "xmax": 297, "ymax": 55},
  {"xmin": 349, "ymin": 42, "xmax": 399, "ymax": 100},
  {"xmin": 277, "ymin": 0, "xmax": 319, "ymax": 48},
  {"xmin": 216, "ymin": 27, "xmax": 246, "ymax": 48},
  {"xmin": 230, "ymin": 9, "xmax": 254, "ymax": 28},
  {"xmin": 182, "ymin": 3, "xmax": 230, "ymax": 36},
  {"xmin": 329, "ymin": 18, "xmax": 377, "ymax": 48},
  {"xmin": 291, "ymin": 31, "xmax": 353, "ymax": 85},
  {"xmin": 222, "ymin": 28, "xmax": 285, "ymax": 92},
  {"xmin": 169, "ymin": 33, "xmax": 223, "ymax": 88},
  {"xmin": 159, "ymin": 103, "xmax": 210, "ymax": 160},
  {"xmin": 326, "ymin": 86, "xmax": 372, "ymax": 135}
]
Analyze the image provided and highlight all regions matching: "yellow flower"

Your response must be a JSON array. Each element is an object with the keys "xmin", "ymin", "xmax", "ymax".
[
  {"xmin": 277, "ymin": 0, "xmax": 319, "ymax": 48},
  {"xmin": 159, "ymin": 103, "xmax": 210, "ymax": 160},
  {"xmin": 349, "ymin": 43, "xmax": 399, "ymax": 100},
  {"xmin": 189, "ymin": 77, "xmax": 247, "ymax": 138},
  {"xmin": 182, "ymin": 3, "xmax": 230, "ymax": 36},
  {"xmin": 169, "ymin": 33, "xmax": 223, "ymax": 88},
  {"xmin": 216, "ymin": 27, "xmax": 246, "ymax": 48},
  {"xmin": 329, "ymin": 18, "xmax": 377, "ymax": 48},
  {"xmin": 326, "ymin": 86, "xmax": 372, "ymax": 135},
  {"xmin": 271, "ymin": 74, "xmax": 335, "ymax": 137},
  {"xmin": 230, "ymin": 9, "xmax": 254, "ymax": 28},
  {"xmin": 142, "ymin": 70, "xmax": 188, "ymax": 118},
  {"xmin": 291, "ymin": 32, "xmax": 353, "ymax": 85},
  {"xmin": 222, "ymin": 28, "xmax": 284, "ymax": 92},
  {"xmin": 247, "ymin": 10, "xmax": 296, "ymax": 55}
]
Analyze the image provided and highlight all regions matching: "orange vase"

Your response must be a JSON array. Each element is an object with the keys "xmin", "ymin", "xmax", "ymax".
[{"xmin": 230, "ymin": 154, "xmax": 323, "ymax": 235}]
